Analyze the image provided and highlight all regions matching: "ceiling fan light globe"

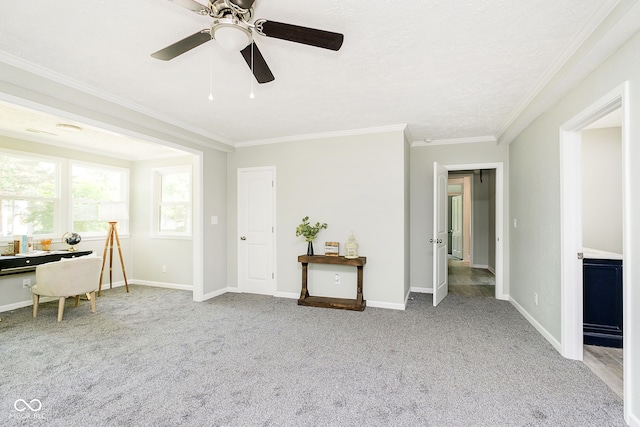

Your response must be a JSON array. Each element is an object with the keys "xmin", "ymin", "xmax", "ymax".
[{"xmin": 212, "ymin": 20, "xmax": 252, "ymax": 51}]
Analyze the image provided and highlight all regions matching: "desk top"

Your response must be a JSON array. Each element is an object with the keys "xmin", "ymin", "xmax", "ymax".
[
  {"xmin": 0, "ymin": 250, "xmax": 93, "ymax": 272},
  {"xmin": 298, "ymin": 255, "xmax": 366, "ymax": 266}
]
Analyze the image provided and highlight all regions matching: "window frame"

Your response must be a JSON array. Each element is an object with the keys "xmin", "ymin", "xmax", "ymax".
[
  {"xmin": 70, "ymin": 160, "xmax": 130, "ymax": 238},
  {"xmin": 0, "ymin": 149, "xmax": 61, "ymax": 239},
  {"xmin": 151, "ymin": 165, "xmax": 192, "ymax": 238}
]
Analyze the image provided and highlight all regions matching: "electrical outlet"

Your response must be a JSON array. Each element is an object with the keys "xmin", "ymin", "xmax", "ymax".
[
  {"xmin": 162, "ymin": 265, "xmax": 167, "ymax": 273},
  {"xmin": 22, "ymin": 278, "xmax": 31, "ymax": 288},
  {"xmin": 334, "ymin": 274, "xmax": 340, "ymax": 284},
  {"xmin": 534, "ymin": 292, "xmax": 538, "ymax": 305}
]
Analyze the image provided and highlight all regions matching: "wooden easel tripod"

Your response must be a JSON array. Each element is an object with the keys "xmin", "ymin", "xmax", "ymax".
[{"xmin": 99, "ymin": 221, "xmax": 129, "ymax": 296}]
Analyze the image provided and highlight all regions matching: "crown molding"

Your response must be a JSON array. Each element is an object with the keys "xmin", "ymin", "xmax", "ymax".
[
  {"xmin": 497, "ymin": 0, "xmax": 638, "ymax": 145},
  {"xmin": 0, "ymin": 52, "xmax": 234, "ymax": 149},
  {"xmin": 411, "ymin": 135, "xmax": 497, "ymax": 148},
  {"xmin": 235, "ymin": 124, "xmax": 408, "ymax": 147}
]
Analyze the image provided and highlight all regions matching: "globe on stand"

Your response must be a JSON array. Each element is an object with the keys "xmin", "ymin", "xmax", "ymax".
[{"xmin": 62, "ymin": 232, "xmax": 82, "ymax": 252}]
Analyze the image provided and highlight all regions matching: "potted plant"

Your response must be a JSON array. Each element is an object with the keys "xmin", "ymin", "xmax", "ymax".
[{"xmin": 295, "ymin": 216, "xmax": 328, "ymax": 256}]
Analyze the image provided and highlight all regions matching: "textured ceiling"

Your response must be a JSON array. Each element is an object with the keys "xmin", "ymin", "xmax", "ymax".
[{"xmin": 0, "ymin": 0, "xmax": 631, "ymax": 158}]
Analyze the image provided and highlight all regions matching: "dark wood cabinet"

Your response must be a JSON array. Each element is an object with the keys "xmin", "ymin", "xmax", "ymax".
[{"xmin": 583, "ymin": 258, "xmax": 623, "ymax": 348}]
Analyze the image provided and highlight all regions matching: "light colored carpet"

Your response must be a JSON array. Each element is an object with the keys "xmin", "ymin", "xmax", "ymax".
[{"xmin": 0, "ymin": 286, "xmax": 624, "ymax": 426}]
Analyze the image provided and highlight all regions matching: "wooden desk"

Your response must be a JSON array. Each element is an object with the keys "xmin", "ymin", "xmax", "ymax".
[
  {"xmin": 297, "ymin": 255, "xmax": 366, "ymax": 311},
  {"xmin": 0, "ymin": 250, "xmax": 93, "ymax": 275}
]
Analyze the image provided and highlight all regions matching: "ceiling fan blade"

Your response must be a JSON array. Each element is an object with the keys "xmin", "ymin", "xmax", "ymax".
[
  {"xmin": 240, "ymin": 42, "xmax": 275, "ymax": 84},
  {"xmin": 257, "ymin": 20, "xmax": 344, "ymax": 51},
  {"xmin": 169, "ymin": 0, "xmax": 211, "ymax": 14},
  {"xmin": 229, "ymin": 0, "xmax": 255, "ymax": 9},
  {"xmin": 151, "ymin": 30, "xmax": 211, "ymax": 60}
]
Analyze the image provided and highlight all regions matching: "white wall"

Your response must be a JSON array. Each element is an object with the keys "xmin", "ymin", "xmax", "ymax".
[
  {"xmin": 581, "ymin": 126, "xmax": 622, "ymax": 254},
  {"xmin": 228, "ymin": 130, "xmax": 409, "ymax": 307},
  {"xmin": 507, "ymin": 30, "xmax": 640, "ymax": 424},
  {"xmin": 472, "ymin": 171, "xmax": 490, "ymax": 268},
  {"xmin": 410, "ymin": 142, "xmax": 509, "ymax": 293}
]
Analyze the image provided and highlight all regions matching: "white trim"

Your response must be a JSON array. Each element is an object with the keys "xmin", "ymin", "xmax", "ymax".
[
  {"xmin": 629, "ymin": 412, "xmax": 640, "ymax": 427},
  {"xmin": 192, "ymin": 153, "xmax": 204, "ymax": 302},
  {"xmin": 471, "ymin": 264, "xmax": 489, "ymax": 269},
  {"xmin": 367, "ymin": 299, "xmax": 406, "ymax": 311},
  {"xmin": 559, "ymin": 82, "xmax": 633, "ymax": 423},
  {"xmin": 410, "ymin": 286, "xmax": 433, "ymax": 294},
  {"xmin": 275, "ymin": 292, "xmax": 299, "ymax": 299},
  {"xmin": 133, "ymin": 280, "xmax": 193, "ymax": 291},
  {"xmin": 411, "ymin": 135, "xmax": 496, "ymax": 147},
  {"xmin": 559, "ymin": 83, "xmax": 626, "ymax": 359},
  {"xmin": 510, "ymin": 296, "xmax": 562, "ymax": 353},
  {"xmin": 235, "ymin": 124, "xmax": 407, "ymax": 147},
  {"xmin": 201, "ymin": 287, "xmax": 232, "ymax": 301}
]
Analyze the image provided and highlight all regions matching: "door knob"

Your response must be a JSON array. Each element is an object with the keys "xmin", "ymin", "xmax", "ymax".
[{"xmin": 240, "ymin": 236, "xmax": 246, "ymax": 240}]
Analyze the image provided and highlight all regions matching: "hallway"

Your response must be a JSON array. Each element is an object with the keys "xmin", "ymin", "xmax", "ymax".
[{"xmin": 448, "ymin": 256, "xmax": 495, "ymax": 297}]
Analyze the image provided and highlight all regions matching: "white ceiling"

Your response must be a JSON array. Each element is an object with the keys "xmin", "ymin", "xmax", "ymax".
[{"xmin": 0, "ymin": 0, "xmax": 636, "ymax": 160}]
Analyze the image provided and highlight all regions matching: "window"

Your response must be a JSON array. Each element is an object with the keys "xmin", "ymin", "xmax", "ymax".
[
  {"xmin": 72, "ymin": 163, "xmax": 129, "ymax": 236},
  {"xmin": 0, "ymin": 151, "xmax": 129, "ymax": 240},
  {"xmin": 153, "ymin": 166, "xmax": 191, "ymax": 236},
  {"xmin": 0, "ymin": 152, "xmax": 58, "ymax": 237}
]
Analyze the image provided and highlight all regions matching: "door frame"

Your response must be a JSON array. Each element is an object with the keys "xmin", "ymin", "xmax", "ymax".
[
  {"xmin": 560, "ymin": 83, "xmax": 631, "ymax": 362},
  {"xmin": 444, "ymin": 162, "xmax": 505, "ymax": 300},
  {"xmin": 559, "ymin": 83, "xmax": 630, "ymax": 417},
  {"xmin": 236, "ymin": 166, "xmax": 277, "ymax": 295}
]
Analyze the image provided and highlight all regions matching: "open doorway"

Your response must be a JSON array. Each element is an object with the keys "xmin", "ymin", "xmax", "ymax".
[
  {"xmin": 560, "ymin": 83, "xmax": 630, "ymax": 411},
  {"xmin": 447, "ymin": 168, "xmax": 498, "ymax": 298},
  {"xmin": 446, "ymin": 164, "xmax": 503, "ymax": 298}
]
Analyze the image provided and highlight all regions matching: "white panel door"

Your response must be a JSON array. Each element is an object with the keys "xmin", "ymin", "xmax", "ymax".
[
  {"xmin": 433, "ymin": 162, "xmax": 449, "ymax": 306},
  {"xmin": 238, "ymin": 168, "xmax": 275, "ymax": 295},
  {"xmin": 451, "ymin": 194, "xmax": 463, "ymax": 259}
]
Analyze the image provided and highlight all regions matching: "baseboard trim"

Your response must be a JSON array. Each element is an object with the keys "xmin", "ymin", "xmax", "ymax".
[
  {"xmin": 410, "ymin": 286, "xmax": 433, "ymax": 294},
  {"xmin": 488, "ymin": 266, "xmax": 496, "ymax": 275},
  {"xmin": 0, "ymin": 300, "xmax": 33, "ymax": 313},
  {"xmin": 628, "ymin": 411, "xmax": 640, "ymax": 427},
  {"xmin": 367, "ymin": 300, "xmax": 405, "ymax": 311},
  {"xmin": 471, "ymin": 263, "xmax": 489, "ymax": 269},
  {"xmin": 509, "ymin": 296, "xmax": 562, "ymax": 353},
  {"xmin": 275, "ymin": 292, "xmax": 299, "ymax": 299},
  {"xmin": 131, "ymin": 280, "xmax": 192, "ymax": 291}
]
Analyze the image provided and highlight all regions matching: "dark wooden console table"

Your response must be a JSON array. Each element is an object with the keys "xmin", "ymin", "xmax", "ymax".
[{"xmin": 298, "ymin": 255, "xmax": 367, "ymax": 311}]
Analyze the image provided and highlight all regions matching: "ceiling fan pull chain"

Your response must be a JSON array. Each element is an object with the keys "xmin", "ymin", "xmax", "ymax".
[
  {"xmin": 249, "ymin": 42, "xmax": 255, "ymax": 99},
  {"xmin": 208, "ymin": 44, "xmax": 214, "ymax": 101}
]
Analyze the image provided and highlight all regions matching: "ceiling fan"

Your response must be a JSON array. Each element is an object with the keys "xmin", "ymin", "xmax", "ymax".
[{"xmin": 151, "ymin": 0, "xmax": 344, "ymax": 84}]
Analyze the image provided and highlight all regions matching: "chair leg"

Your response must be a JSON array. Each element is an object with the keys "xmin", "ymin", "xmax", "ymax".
[
  {"xmin": 57, "ymin": 297, "xmax": 65, "ymax": 322},
  {"xmin": 74, "ymin": 295, "xmax": 80, "ymax": 307},
  {"xmin": 90, "ymin": 291, "xmax": 96, "ymax": 313},
  {"xmin": 33, "ymin": 294, "xmax": 39, "ymax": 318}
]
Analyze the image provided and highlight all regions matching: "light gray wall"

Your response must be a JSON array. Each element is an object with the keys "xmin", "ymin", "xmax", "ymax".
[
  {"xmin": 228, "ymin": 130, "xmax": 408, "ymax": 306},
  {"xmin": 472, "ymin": 171, "xmax": 490, "ymax": 268},
  {"xmin": 581, "ymin": 127, "xmax": 622, "ymax": 254},
  {"xmin": 507, "ymin": 30, "xmax": 640, "ymax": 419},
  {"xmin": 410, "ymin": 142, "xmax": 509, "ymax": 292},
  {"xmin": 131, "ymin": 156, "xmax": 194, "ymax": 287},
  {"xmin": 488, "ymin": 169, "xmax": 496, "ymax": 271}
]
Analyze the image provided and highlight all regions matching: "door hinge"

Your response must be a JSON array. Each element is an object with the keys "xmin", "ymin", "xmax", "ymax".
[{"xmin": 577, "ymin": 252, "xmax": 584, "ymax": 260}]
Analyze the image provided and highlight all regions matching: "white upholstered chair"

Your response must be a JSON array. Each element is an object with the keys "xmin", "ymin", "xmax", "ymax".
[{"xmin": 32, "ymin": 255, "xmax": 103, "ymax": 322}]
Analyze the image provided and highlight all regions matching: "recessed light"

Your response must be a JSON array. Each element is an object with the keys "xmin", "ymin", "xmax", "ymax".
[{"xmin": 55, "ymin": 123, "xmax": 83, "ymax": 132}]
